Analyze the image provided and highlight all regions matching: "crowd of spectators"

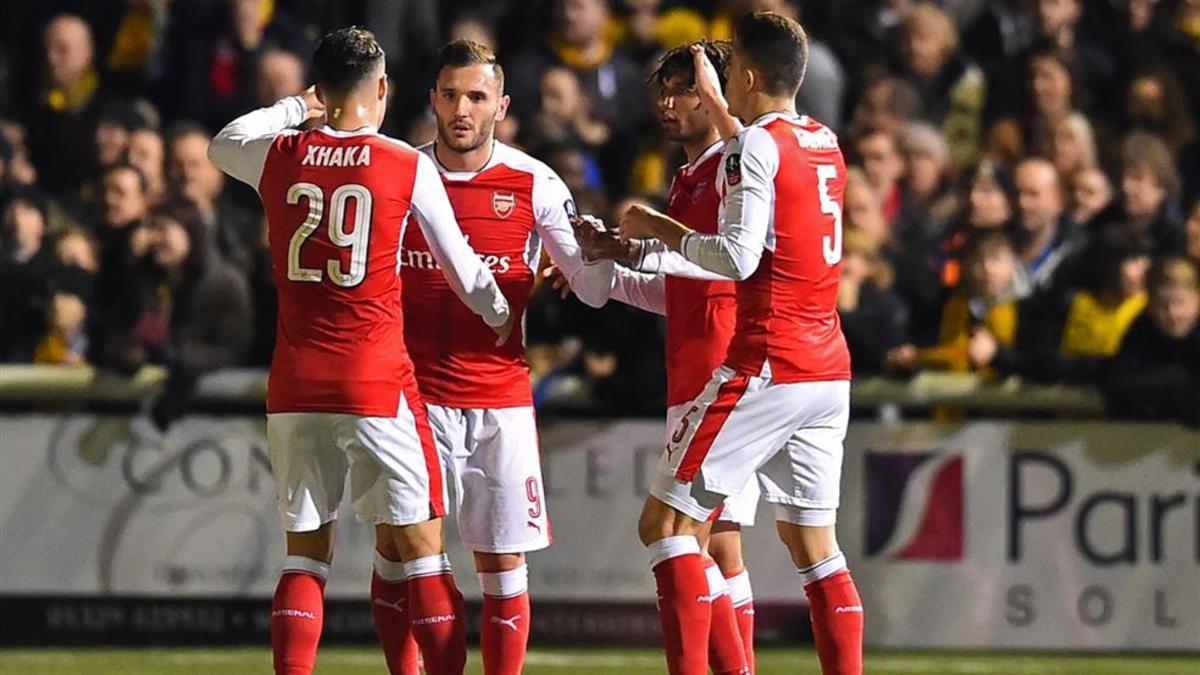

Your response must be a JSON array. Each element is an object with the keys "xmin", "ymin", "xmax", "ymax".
[{"xmin": 1, "ymin": 0, "xmax": 1197, "ymax": 424}]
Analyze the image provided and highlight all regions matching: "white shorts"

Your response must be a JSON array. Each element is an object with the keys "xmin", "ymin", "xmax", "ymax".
[
  {"xmin": 427, "ymin": 404, "xmax": 550, "ymax": 554},
  {"xmin": 666, "ymin": 404, "xmax": 759, "ymax": 527},
  {"xmin": 266, "ymin": 391, "xmax": 447, "ymax": 532},
  {"xmin": 653, "ymin": 366, "xmax": 849, "ymax": 527}
]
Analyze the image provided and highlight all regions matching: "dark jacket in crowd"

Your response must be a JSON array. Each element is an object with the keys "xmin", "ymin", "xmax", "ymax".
[
  {"xmin": 841, "ymin": 282, "xmax": 911, "ymax": 376},
  {"xmin": 1102, "ymin": 315, "xmax": 1200, "ymax": 426}
]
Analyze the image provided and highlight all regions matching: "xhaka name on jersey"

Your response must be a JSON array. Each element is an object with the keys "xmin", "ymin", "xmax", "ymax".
[
  {"xmin": 403, "ymin": 234, "xmax": 512, "ymax": 274},
  {"xmin": 300, "ymin": 144, "xmax": 373, "ymax": 167}
]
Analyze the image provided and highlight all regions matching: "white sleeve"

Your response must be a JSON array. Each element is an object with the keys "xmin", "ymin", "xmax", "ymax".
[
  {"xmin": 609, "ymin": 268, "xmax": 666, "ymax": 315},
  {"xmin": 679, "ymin": 126, "xmax": 778, "ymax": 280},
  {"xmin": 532, "ymin": 167, "xmax": 614, "ymax": 308},
  {"xmin": 207, "ymin": 95, "xmax": 307, "ymax": 189},
  {"xmin": 635, "ymin": 239, "xmax": 735, "ymax": 281},
  {"xmin": 409, "ymin": 154, "xmax": 511, "ymax": 327}
]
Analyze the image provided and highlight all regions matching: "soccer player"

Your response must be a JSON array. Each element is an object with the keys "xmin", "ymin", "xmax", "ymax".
[
  {"xmin": 207, "ymin": 28, "xmax": 512, "ymax": 675},
  {"xmin": 559, "ymin": 40, "xmax": 758, "ymax": 674},
  {"xmin": 615, "ymin": 13, "xmax": 863, "ymax": 675},
  {"xmin": 389, "ymin": 40, "xmax": 617, "ymax": 675}
]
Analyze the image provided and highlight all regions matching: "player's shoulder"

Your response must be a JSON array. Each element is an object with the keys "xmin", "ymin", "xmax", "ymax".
[{"xmin": 492, "ymin": 142, "xmax": 560, "ymax": 182}]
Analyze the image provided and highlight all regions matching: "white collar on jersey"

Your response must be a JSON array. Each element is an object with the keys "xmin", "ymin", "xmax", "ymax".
[
  {"xmin": 747, "ymin": 111, "xmax": 808, "ymax": 128},
  {"xmin": 425, "ymin": 139, "xmax": 503, "ymax": 180},
  {"xmin": 683, "ymin": 139, "xmax": 725, "ymax": 176},
  {"xmin": 316, "ymin": 124, "xmax": 379, "ymax": 137}
]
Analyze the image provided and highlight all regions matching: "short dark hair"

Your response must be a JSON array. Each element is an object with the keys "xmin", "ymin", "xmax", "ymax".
[
  {"xmin": 165, "ymin": 120, "xmax": 208, "ymax": 146},
  {"xmin": 733, "ymin": 11, "xmax": 809, "ymax": 97},
  {"xmin": 313, "ymin": 27, "xmax": 385, "ymax": 94},
  {"xmin": 649, "ymin": 40, "xmax": 731, "ymax": 92},
  {"xmin": 434, "ymin": 39, "xmax": 504, "ymax": 90}
]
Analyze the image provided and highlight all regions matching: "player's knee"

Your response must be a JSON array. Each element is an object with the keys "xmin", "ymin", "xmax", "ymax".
[
  {"xmin": 474, "ymin": 551, "xmax": 524, "ymax": 573},
  {"xmin": 776, "ymin": 521, "xmax": 838, "ymax": 569},
  {"xmin": 708, "ymin": 529, "xmax": 745, "ymax": 574},
  {"xmin": 286, "ymin": 521, "xmax": 336, "ymax": 563},
  {"xmin": 385, "ymin": 518, "xmax": 445, "ymax": 561}
]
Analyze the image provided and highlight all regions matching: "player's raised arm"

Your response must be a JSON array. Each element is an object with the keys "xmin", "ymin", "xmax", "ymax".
[
  {"xmin": 208, "ymin": 88, "xmax": 324, "ymax": 188},
  {"xmin": 530, "ymin": 168, "xmax": 615, "ymax": 308},
  {"xmin": 618, "ymin": 126, "xmax": 778, "ymax": 281},
  {"xmin": 410, "ymin": 152, "xmax": 512, "ymax": 331}
]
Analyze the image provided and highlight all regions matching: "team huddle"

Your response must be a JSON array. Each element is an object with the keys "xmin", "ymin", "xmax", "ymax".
[{"xmin": 209, "ymin": 11, "xmax": 862, "ymax": 675}]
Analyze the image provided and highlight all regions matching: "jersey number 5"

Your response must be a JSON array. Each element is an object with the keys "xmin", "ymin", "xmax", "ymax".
[
  {"xmin": 286, "ymin": 182, "xmax": 372, "ymax": 287},
  {"xmin": 816, "ymin": 165, "xmax": 842, "ymax": 266}
]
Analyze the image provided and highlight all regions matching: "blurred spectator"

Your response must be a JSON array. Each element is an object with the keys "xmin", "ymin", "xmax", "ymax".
[
  {"xmin": 838, "ymin": 229, "xmax": 910, "ymax": 376},
  {"xmin": 33, "ymin": 266, "xmax": 93, "ymax": 366},
  {"xmin": 507, "ymin": 0, "xmax": 649, "ymax": 197},
  {"xmin": 0, "ymin": 120, "xmax": 39, "ymax": 189},
  {"xmin": 935, "ymin": 162, "xmax": 1017, "ymax": 297},
  {"xmin": 1012, "ymin": 157, "xmax": 1081, "ymax": 296},
  {"xmin": 167, "ymin": 0, "xmax": 311, "ymax": 130},
  {"xmin": 1103, "ymin": 256, "xmax": 1200, "ymax": 425},
  {"xmin": 1124, "ymin": 68, "xmax": 1196, "ymax": 155},
  {"xmin": 854, "ymin": 127, "xmax": 906, "ymax": 225},
  {"xmin": 104, "ymin": 0, "xmax": 170, "ymax": 93},
  {"xmin": 1069, "ymin": 166, "xmax": 1112, "ymax": 228},
  {"xmin": 1095, "ymin": 131, "xmax": 1185, "ymax": 253},
  {"xmin": 26, "ymin": 14, "xmax": 102, "ymax": 195},
  {"xmin": 843, "ymin": 167, "xmax": 891, "ymax": 250},
  {"xmin": 1047, "ymin": 112, "xmax": 1096, "ymax": 184},
  {"xmin": 53, "ymin": 227, "xmax": 99, "ymax": 275},
  {"xmin": 1027, "ymin": 0, "xmax": 1112, "ymax": 104},
  {"xmin": 894, "ymin": 3, "xmax": 986, "ymax": 168},
  {"xmin": 128, "ymin": 127, "xmax": 166, "ymax": 207},
  {"xmin": 897, "ymin": 122, "xmax": 959, "ymax": 243},
  {"xmin": 1, "ymin": 190, "xmax": 52, "ymax": 361},
  {"xmin": 887, "ymin": 230, "xmax": 1021, "ymax": 375},
  {"xmin": 449, "ymin": 14, "xmax": 498, "ymax": 51},
  {"xmin": 255, "ymin": 48, "xmax": 306, "ymax": 106},
  {"xmin": 987, "ymin": 44, "xmax": 1081, "ymax": 165},
  {"xmin": 528, "ymin": 68, "xmax": 610, "ymax": 155},
  {"xmin": 125, "ymin": 206, "xmax": 253, "ymax": 427},
  {"xmin": 1188, "ymin": 200, "xmax": 1200, "ymax": 264},
  {"xmin": 847, "ymin": 75, "xmax": 923, "ymax": 137},
  {"xmin": 166, "ymin": 123, "xmax": 257, "ymax": 268}
]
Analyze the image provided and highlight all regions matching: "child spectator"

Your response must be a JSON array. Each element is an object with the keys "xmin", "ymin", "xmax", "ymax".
[
  {"xmin": 1, "ymin": 190, "xmax": 52, "ymax": 361},
  {"xmin": 887, "ymin": 230, "xmax": 1021, "ymax": 375},
  {"xmin": 838, "ymin": 229, "xmax": 910, "ymax": 376},
  {"xmin": 34, "ymin": 266, "xmax": 93, "ymax": 366},
  {"xmin": 1103, "ymin": 257, "xmax": 1200, "ymax": 425}
]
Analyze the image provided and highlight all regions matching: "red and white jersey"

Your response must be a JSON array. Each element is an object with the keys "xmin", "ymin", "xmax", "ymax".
[
  {"xmin": 401, "ymin": 141, "xmax": 614, "ymax": 409},
  {"xmin": 679, "ymin": 113, "xmax": 850, "ymax": 382},
  {"xmin": 208, "ymin": 97, "xmax": 509, "ymax": 416}
]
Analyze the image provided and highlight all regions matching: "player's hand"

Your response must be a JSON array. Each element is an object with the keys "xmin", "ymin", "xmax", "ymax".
[
  {"xmin": 541, "ymin": 265, "xmax": 573, "ymax": 299},
  {"xmin": 571, "ymin": 215, "xmax": 638, "ymax": 262},
  {"xmin": 618, "ymin": 203, "xmax": 664, "ymax": 243},
  {"xmin": 299, "ymin": 86, "xmax": 326, "ymax": 125},
  {"xmin": 492, "ymin": 312, "xmax": 515, "ymax": 347},
  {"xmin": 691, "ymin": 44, "xmax": 728, "ymax": 116}
]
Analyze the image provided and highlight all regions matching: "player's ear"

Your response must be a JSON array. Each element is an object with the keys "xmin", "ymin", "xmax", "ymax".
[
  {"xmin": 496, "ymin": 94, "xmax": 511, "ymax": 122},
  {"xmin": 744, "ymin": 66, "xmax": 757, "ymax": 95},
  {"xmin": 377, "ymin": 74, "xmax": 388, "ymax": 101},
  {"xmin": 315, "ymin": 85, "xmax": 326, "ymax": 106}
]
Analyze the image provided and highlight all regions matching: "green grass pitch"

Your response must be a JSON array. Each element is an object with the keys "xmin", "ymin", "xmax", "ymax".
[{"xmin": 2, "ymin": 647, "xmax": 1197, "ymax": 674}]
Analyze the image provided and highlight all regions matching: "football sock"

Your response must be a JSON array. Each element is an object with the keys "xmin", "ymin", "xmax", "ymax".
[
  {"xmin": 704, "ymin": 558, "xmax": 749, "ymax": 674},
  {"xmin": 404, "ymin": 554, "xmax": 466, "ymax": 675},
  {"xmin": 371, "ymin": 551, "xmax": 421, "ymax": 675},
  {"xmin": 801, "ymin": 552, "xmax": 863, "ymax": 675},
  {"xmin": 271, "ymin": 556, "xmax": 328, "ymax": 675},
  {"xmin": 479, "ymin": 564, "xmax": 531, "ymax": 675},
  {"xmin": 648, "ymin": 535, "xmax": 711, "ymax": 675},
  {"xmin": 725, "ymin": 569, "xmax": 756, "ymax": 673}
]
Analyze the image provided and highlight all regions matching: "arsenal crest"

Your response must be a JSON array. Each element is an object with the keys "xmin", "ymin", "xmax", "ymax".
[{"xmin": 492, "ymin": 191, "xmax": 516, "ymax": 219}]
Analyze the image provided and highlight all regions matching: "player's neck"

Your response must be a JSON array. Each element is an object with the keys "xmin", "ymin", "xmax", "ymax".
[
  {"xmin": 434, "ymin": 137, "xmax": 494, "ymax": 173},
  {"xmin": 682, "ymin": 129, "xmax": 722, "ymax": 165},
  {"xmin": 741, "ymin": 94, "xmax": 797, "ymax": 125},
  {"xmin": 326, "ymin": 96, "xmax": 378, "ymax": 131}
]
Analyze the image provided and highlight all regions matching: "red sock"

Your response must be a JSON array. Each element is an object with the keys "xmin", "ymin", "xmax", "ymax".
[
  {"xmin": 271, "ymin": 565, "xmax": 326, "ymax": 675},
  {"xmin": 481, "ymin": 592, "xmax": 531, "ymax": 675},
  {"xmin": 406, "ymin": 562, "xmax": 466, "ymax": 675},
  {"xmin": 650, "ymin": 537, "xmax": 711, "ymax": 675},
  {"xmin": 804, "ymin": 569, "xmax": 864, "ymax": 675},
  {"xmin": 705, "ymin": 560, "xmax": 748, "ymax": 675},
  {"xmin": 371, "ymin": 573, "xmax": 421, "ymax": 675},
  {"xmin": 726, "ymin": 570, "xmax": 756, "ymax": 673}
]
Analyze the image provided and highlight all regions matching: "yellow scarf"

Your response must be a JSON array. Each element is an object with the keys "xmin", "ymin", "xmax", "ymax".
[
  {"xmin": 45, "ymin": 67, "xmax": 98, "ymax": 113},
  {"xmin": 1060, "ymin": 292, "xmax": 1147, "ymax": 357}
]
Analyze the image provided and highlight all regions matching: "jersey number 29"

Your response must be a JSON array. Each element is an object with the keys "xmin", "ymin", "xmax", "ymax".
[
  {"xmin": 816, "ymin": 164, "xmax": 842, "ymax": 266},
  {"xmin": 286, "ymin": 182, "xmax": 372, "ymax": 287}
]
